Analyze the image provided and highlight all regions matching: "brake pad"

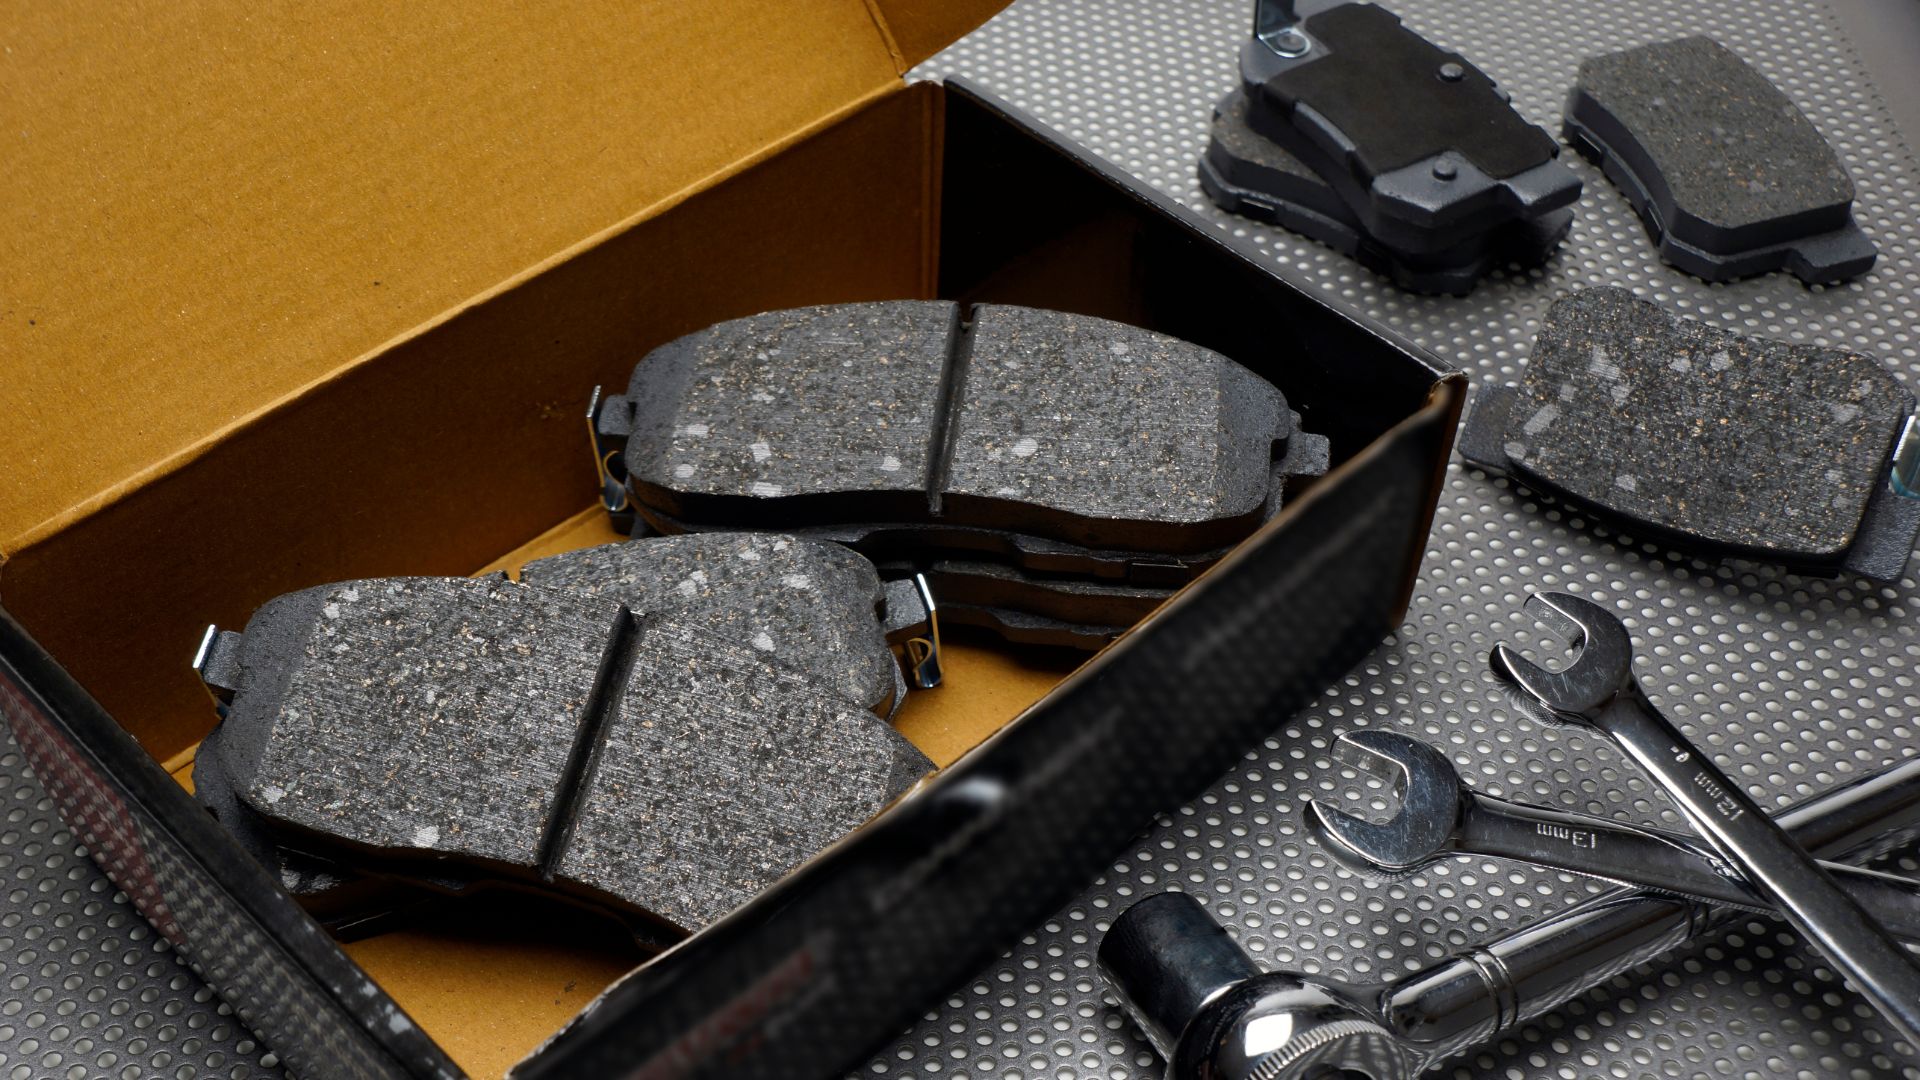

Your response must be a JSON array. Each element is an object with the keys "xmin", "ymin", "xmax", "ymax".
[
  {"xmin": 1459, "ymin": 287, "xmax": 1920, "ymax": 579},
  {"xmin": 605, "ymin": 301, "xmax": 1327, "ymax": 560},
  {"xmin": 1238, "ymin": 2, "xmax": 1579, "ymax": 253},
  {"xmin": 1201, "ymin": 89, "xmax": 1572, "ymax": 294},
  {"xmin": 1564, "ymin": 36, "xmax": 1875, "ymax": 285},
  {"xmin": 196, "ymin": 559, "xmax": 930, "ymax": 933}
]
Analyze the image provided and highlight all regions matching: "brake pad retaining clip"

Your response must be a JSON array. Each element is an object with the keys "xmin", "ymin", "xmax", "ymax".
[
  {"xmin": 192, "ymin": 623, "xmax": 244, "ymax": 715},
  {"xmin": 1254, "ymin": 0, "xmax": 1312, "ymax": 59},
  {"xmin": 1895, "ymin": 415, "xmax": 1920, "ymax": 501},
  {"xmin": 586, "ymin": 386, "xmax": 635, "ymax": 533}
]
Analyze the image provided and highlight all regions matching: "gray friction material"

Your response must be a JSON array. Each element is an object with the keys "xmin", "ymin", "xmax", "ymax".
[
  {"xmin": 943, "ymin": 305, "xmax": 1282, "ymax": 532},
  {"xmin": 1482, "ymin": 287, "xmax": 1911, "ymax": 557},
  {"xmin": 208, "ymin": 571, "xmax": 931, "ymax": 933},
  {"xmin": 555, "ymin": 614, "xmax": 931, "ymax": 932},
  {"xmin": 519, "ymin": 533, "xmax": 898, "ymax": 717},
  {"xmin": 233, "ymin": 577, "xmax": 618, "ymax": 869},
  {"xmin": 1574, "ymin": 37, "xmax": 1852, "ymax": 233},
  {"xmin": 621, "ymin": 302, "xmax": 1316, "ymax": 554},
  {"xmin": 625, "ymin": 301, "xmax": 955, "ymax": 502}
]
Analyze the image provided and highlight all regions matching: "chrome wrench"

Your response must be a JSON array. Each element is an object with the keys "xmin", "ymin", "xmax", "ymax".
[
  {"xmin": 1304, "ymin": 728, "xmax": 1920, "ymax": 942},
  {"xmin": 1492, "ymin": 591, "xmax": 1920, "ymax": 1047}
]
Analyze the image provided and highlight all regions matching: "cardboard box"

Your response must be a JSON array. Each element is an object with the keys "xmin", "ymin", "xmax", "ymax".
[{"xmin": 0, "ymin": 5, "xmax": 1462, "ymax": 1076}]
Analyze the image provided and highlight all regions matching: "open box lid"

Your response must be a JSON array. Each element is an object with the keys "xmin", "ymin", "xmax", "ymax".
[
  {"xmin": 0, "ymin": 0, "xmax": 1001, "ymax": 558},
  {"xmin": 0, "ymin": 0, "xmax": 1006, "ymax": 763}
]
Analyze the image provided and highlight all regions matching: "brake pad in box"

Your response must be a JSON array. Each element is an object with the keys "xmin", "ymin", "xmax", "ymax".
[
  {"xmin": 194, "ymin": 534, "xmax": 930, "ymax": 934},
  {"xmin": 1238, "ymin": 1, "xmax": 1580, "ymax": 255},
  {"xmin": 1564, "ymin": 36, "xmax": 1875, "ymax": 285},
  {"xmin": 602, "ymin": 301, "xmax": 1327, "ymax": 563},
  {"xmin": 1201, "ymin": 89, "xmax": 1572, "ymax": 294},
  {"xmin": 1459, "ymin": 287, "xmax": 1920, "ymax": 579}
]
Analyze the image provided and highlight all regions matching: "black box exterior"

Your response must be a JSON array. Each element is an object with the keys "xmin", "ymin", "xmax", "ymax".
[{"xmin": 0, "ymin": 80, "xmax": 1460, "ymax": 1080}]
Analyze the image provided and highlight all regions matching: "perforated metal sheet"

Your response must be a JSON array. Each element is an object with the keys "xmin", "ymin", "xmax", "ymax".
[
  {"xmin": 884, "ymin": 1, "xmax": 1920, "ymax": 1076},
  {"xmin": 0, "ymin": 721, "xmax": 285, "ymax": 1080}
]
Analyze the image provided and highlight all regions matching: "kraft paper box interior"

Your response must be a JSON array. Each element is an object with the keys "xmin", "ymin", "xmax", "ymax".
[{"xmin": 0, "ymin": 4, "xmax": 1463, "ymax": 1076}]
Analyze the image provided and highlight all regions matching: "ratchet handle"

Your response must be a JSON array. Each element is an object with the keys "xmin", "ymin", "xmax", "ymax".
[{"xmin": 1599, "ymin": 693, "xmax": 1920, "ymax": 1047}]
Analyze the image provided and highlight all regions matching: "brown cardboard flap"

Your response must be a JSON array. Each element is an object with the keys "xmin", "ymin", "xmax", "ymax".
[{"xmin": 0, "ymin": 0, "xmax": 1000, "ymax": 553}]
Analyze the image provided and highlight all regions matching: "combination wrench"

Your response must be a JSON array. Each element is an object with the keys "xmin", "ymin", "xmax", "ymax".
[
  {"xmin": 1100, "ymin": 751, "xmax": 1920, "ymax": 1079},
  {"xmin": 1302, "ymin": 728, "xmax": 1920, "ymax": 941},
  {"xmin": 1491, "ymin": 590, "xmax": 1920, "ymax": 1047}
]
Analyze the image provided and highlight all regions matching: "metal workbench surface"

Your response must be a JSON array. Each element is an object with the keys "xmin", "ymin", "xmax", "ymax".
[{"xmin": 881, "ymin": 0, "xmax": 1920, "ymax": 1077}]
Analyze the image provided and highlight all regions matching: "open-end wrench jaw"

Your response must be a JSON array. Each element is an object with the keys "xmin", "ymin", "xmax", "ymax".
[
  {"xmin": 1305, "ymin": 729, "xmax": 1467, "ymax": 876},
  {"xmin": 1490, "ymin": 592, "xmax": 1638, "ymax": 721}
]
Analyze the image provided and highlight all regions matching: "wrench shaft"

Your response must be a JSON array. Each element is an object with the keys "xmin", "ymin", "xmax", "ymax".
[
  {"xmin": 1461, "ymin": 792, "xmax": 1920, "ymax": 942},
  {"xmin": 1384, "ymin": 754, "xmax": 1920, "ymax": 1067},
  {"xmin": 1598, "ymin": 692, "xmax": 1920, "ymax": 1046}
]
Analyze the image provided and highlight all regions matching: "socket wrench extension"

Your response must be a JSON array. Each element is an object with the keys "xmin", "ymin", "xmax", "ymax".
[
  {"xmin": 1100, "ymin": 752, "xmax": 1920, "ymax": 1079},
  {"xmin": 1305, "ymin": 729, "xmax": 1920, "ymax": 941},
  {"xmin": 1492, "ymin": 591, "xmax": 1920, "ymax": 1048}
]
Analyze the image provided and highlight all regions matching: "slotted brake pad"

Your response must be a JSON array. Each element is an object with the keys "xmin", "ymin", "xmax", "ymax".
[
  {"xmin": 1238, "ymin": 2, "xmax": 1580, "ymax": 254},
  {"xmin": 1459, "ymin": 287, "xmax": 1920, "ymax": 580},
  {"xmin": 1564, "ymin": 36, "xmax": 1875, "ymax": 285},
  {"xmin": 603, "ymin": 301, "xmax": 1327, "ymax": 562},
  {"xmin": 195, "ymin": 534, "xmax": 930, "ymax": 934},
  {"xmin": 1201, "ymin": 89, "xmax": 1572, "ymax": 295}
]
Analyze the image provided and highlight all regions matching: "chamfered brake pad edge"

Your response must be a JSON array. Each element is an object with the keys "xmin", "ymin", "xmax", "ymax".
[
  {"xmin": 1459, "ymin": 287, "xmax": 1920, "ymax": 580},
  {"xmin": 201, "ymin": 574, "xmax": 932, "ymax": 934},
  {"xmin": 1200, "ymin": 89, "xmax": 1572, "ymax": 295},
  {"xmin": 609, "ymin": 301, "xmax": 1329, "ymax": 557},
  {"xmin": 1238, "ymin": 1, "xmax": 1581, "ymax": 250},
  {"xmin": 1564, "ymin": 36, "xmax": 1876, "ymax": 286}
]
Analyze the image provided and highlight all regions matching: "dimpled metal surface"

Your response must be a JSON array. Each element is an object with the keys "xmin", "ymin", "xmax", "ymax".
[
  {"xmin": 945, "ymin": 306, "xmax": 1282, "ymax": 526},
  {"xmin": 520, "ymin": 534, "xmax": 899, "ymax": 716},
  {"xmin": 1496, "ymin": 286, "xmax": 1910, "ymax": 558},
  {"xmin": 556, "ymin": 614, "xmax": 932, "ymax": 933},
  {"xmin": 0, "ymin": 722, "xmax": 285, "ymax": 1080},
  {"xmin": 886, "ymin": 1, "xmax": 1920, "ymax": 1077}
]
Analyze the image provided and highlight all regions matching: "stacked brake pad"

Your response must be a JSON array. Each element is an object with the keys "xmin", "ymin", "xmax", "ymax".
[
  {"xmin": 595, "ymin": 300, "xmax": 1328, "ymax": 648},
  {"xmin": 1201, "ymin": 1, "xmax": 1581, "ymax": 294},
  {"xmin": 194, "ymin": 533, "xmax": 932, "ymax": 938},
  {"xmin": 1459, "ymin": 287, "xmax": 1920, "ymax": 581},
  {"xmin": 1564, "ymin": 36, "xmax": 1875, "ymax": 286}
]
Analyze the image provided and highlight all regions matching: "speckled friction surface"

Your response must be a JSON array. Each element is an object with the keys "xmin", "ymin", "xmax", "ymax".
[
  {"xmin": 623, "ymin": 301, "xmax": 1313, "ymax": 552},
  {"xmin": 943, "ymin": 305, "xmax": 1282, "ymax": 533},
  {"xmin": 520, "ymin": 533, "xmax": 898, "ymax": 717},
  {"xmin": 1484, "ymin": 286, "xmax": 1911, "ymax": 557},
  {"xmin": 204, "ymin": 560, "xmax": 932, "ymax": 934},
  {"xmin": 1573, "ymin": 36, "xmax": 1853, "ymax": 233},
  {"xmin": 625, "ymin": 300, "xmax": 955, "ymax": 503},
  {"xmin": 233, "ymin": 576, "xmax": 617, "ymax": 869},
  {"xmin": 555, "ymin": 614, "xmax": 932, "ymax": 932}
]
